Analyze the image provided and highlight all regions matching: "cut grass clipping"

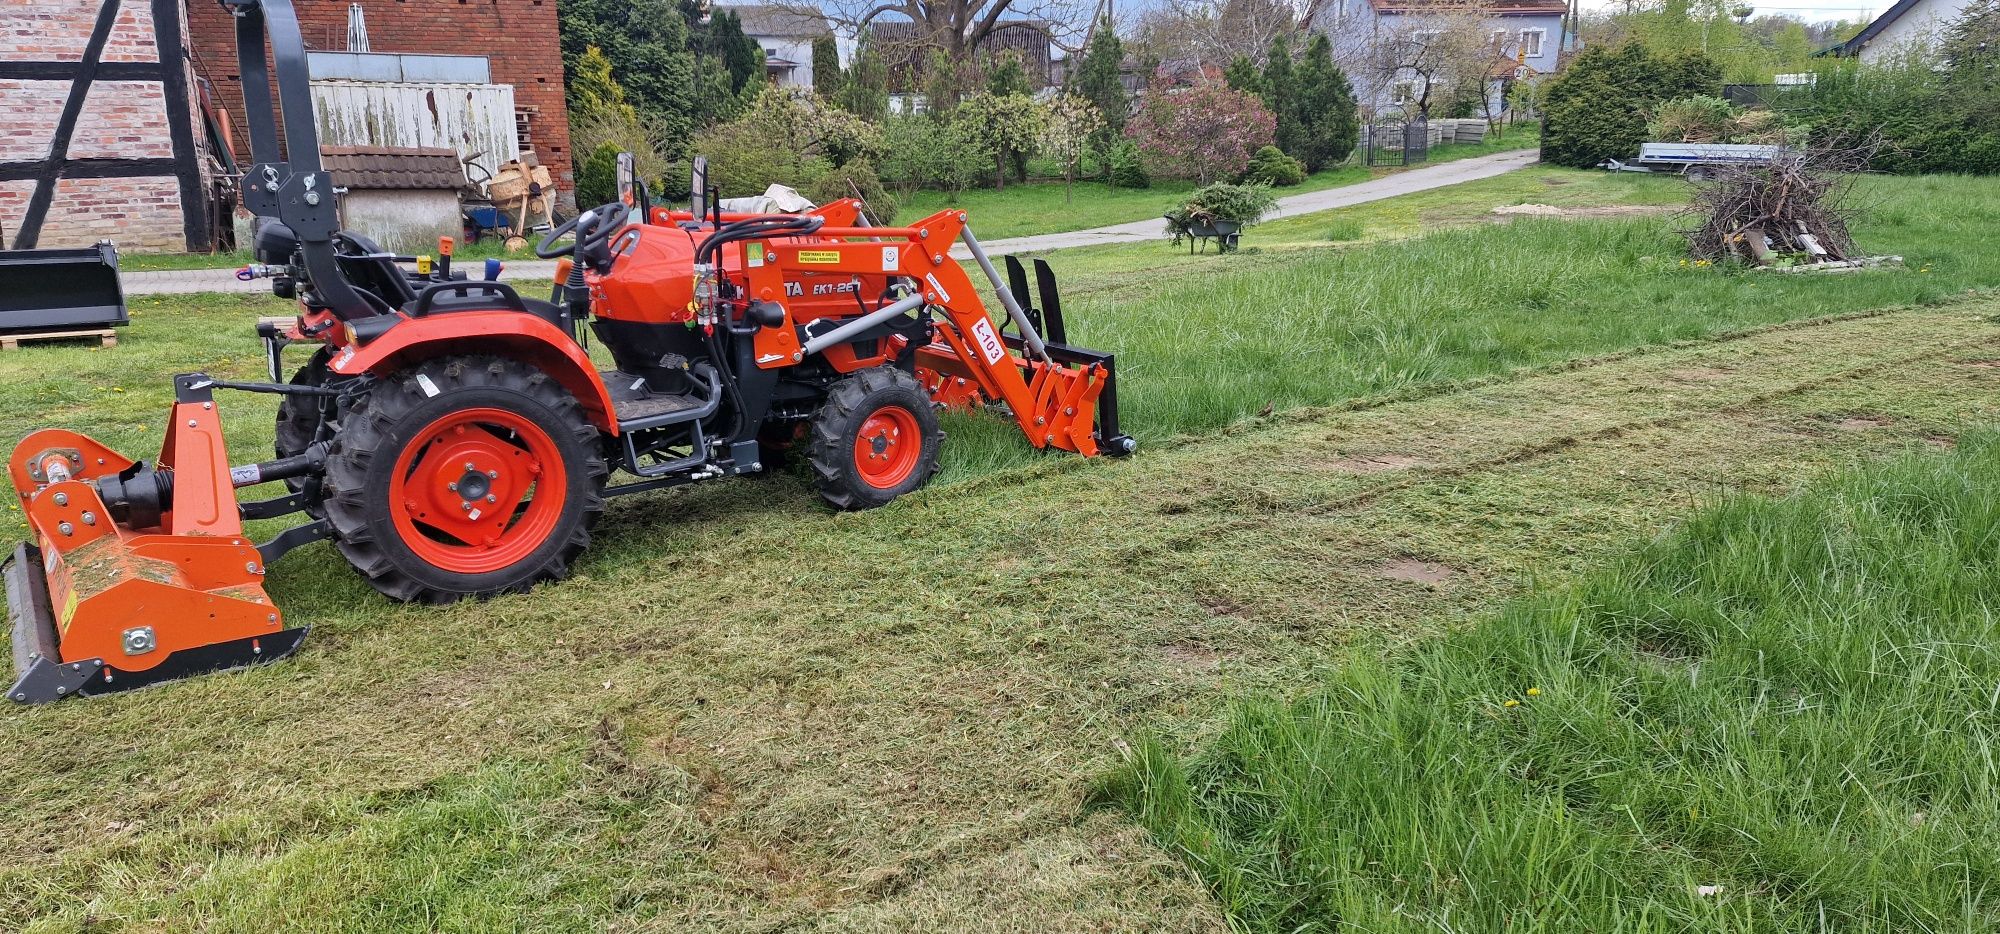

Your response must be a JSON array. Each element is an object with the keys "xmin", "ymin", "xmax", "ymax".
[{"xmin": 1100, "ymin": 431, "xmax": 2000, "ymax": 932}]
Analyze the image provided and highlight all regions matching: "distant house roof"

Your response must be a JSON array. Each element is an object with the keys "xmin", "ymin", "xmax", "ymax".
[
  {"xmin": 1153, "ymin": 57, "xmax": 1225, "ymax": 86},
  {"xmin": 1823, "ymin": 0, "xmax": 1925, "ymax": 55},
  {"xmin": 321, "ymin": 146, "xmax": 464, "ymax": 190},
  {"xmin": 874, "ymin": 19, "xmax": 1055, "ymax": 91},
  {"xmin": 719, "ymin": 4, "xmax": 832, "ymax": 39},
  {"xmin": 1368, "ymin": 0, "xmax": 1567, "ymax": 13}
]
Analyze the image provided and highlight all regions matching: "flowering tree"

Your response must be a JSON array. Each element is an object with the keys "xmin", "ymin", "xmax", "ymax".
[
  {"xmin": 954, "ymin": 93, "xmax": 1045, "ymax": 190},
  {"xmin": 1126, "ymin": 80, "xmax": 1277, "ymax": 184},
  {"xmin": 1037, "ymin": 94, "xmax": 1104, "ymax": 201}
]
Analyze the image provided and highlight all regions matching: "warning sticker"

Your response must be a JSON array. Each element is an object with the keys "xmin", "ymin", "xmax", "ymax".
[
  {"xmin": 970, "ymin": 318, "xmax": 1008, "ymax": 365},
  {"xmin": 797, "ymin": 250, "xmax": 840, "ymax": 264},
  {"xmin": 881, "ymin": 246, "xmax": 899, "ymax": 271},
  {"xmin": 747, "ymin": 243, "xmax": 766, "ymax": 267}
]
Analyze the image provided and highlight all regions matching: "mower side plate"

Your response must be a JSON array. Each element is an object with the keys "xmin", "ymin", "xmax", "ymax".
[{"xmin": 6, "ymin": 543, "xmax": 308, "ymax": 705}]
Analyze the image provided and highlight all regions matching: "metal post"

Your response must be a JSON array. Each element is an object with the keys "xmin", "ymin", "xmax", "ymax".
[{"xmin": 958, "ymin": 228, "xmax": 1052, "ymax": 364}]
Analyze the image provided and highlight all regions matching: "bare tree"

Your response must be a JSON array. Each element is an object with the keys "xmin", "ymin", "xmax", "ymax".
[
  {"xmin": 1128, "ymin": 0, "xmax": 1341, "ymax": 73},
  {"xmin": 1358, "ymin": 7, "xmax": 1500, "ymax": 118},
  {"xmin": 792, "ymin": 0, "xmax": 1093, "ymax": 59}
]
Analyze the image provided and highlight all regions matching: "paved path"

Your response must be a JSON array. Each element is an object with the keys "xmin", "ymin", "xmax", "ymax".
[
  {"xmin": 954, "ymin": 147, "xmax": 1540, "ymax": 255},
  {"xmin": 121, "ymin": 149, "xmax": 1540, "ymax": 296}
]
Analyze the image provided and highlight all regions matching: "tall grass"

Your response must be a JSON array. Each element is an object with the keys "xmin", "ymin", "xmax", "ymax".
[
  {"xmin": 939, "ymin": 173, "xmax": 2000, "ymax": 476},
  {"xmin": 1099, "ymin": 431, "xmax": 2000, "ymax": 931}
]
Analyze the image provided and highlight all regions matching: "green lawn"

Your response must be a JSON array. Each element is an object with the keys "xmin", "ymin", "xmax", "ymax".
[
  {"xmin": 4, "ymin": 165, "xmax": 1999, "ymax": 931},
  {"xmin": 1103, "ymin": 428, "xmax": 2000, "ymax": 932},
  {"xmin": 941, "ymin": 170, "xmax": 2000, "ymax": 475},
  {"xmin": 5, "ymin": 288, "xmax": 1995, "ymax": 932},
  {"xmin": 868, "ymin": 126, "xmax": 1540, "ymax": 241}
]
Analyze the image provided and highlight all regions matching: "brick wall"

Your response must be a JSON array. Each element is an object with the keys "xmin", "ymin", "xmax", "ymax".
[
  {"xmin": 186, "ymin": 0, "xmax": 574, "ymax": 191},
  {"xmin": 0, "ymin": 0, "xmax": 207, "ymax": 252}
]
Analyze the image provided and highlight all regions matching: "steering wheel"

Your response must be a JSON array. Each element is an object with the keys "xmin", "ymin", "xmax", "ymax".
[{"xmin": 536, "ymin": 201, "xmax": 629, "ymax": 271}]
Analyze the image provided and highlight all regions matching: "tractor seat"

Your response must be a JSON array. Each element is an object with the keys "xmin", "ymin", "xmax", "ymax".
[{"xmin": 402, "ymin": 284, "xmax": 573, "ymax": 334}]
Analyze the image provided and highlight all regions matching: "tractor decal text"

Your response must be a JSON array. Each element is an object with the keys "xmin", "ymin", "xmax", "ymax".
[{"xmin": 971, "ymin": 318, "xmax": 1007, "ymax": 365}]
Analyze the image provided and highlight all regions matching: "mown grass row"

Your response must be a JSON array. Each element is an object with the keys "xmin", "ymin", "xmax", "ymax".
[
  {"xmin": 1099, "ymin": 430, "xmax": 2000, "ymax": 932},
  {"xmin": 940, "ymin": 172, "xmax": 2000, "ymax": 476}
]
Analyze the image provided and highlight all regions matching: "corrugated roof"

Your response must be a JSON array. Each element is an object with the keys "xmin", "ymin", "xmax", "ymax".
[
  {"xmin": 719, "ymin": 4, "xmax": 832, "ymax": 38},
  {"xmin": 873, "ymin": 19, "xmax": 1055, "ymax": 91},
  {"xmin": 321, "ymin": 146, "xmax": 465, "ymax": 190}
]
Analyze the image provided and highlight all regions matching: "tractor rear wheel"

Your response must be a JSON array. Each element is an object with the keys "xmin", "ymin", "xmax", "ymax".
[
  {"xmin": 323, "ymin": 355, "xmax": 608, "ymax": 603},
  {"xmin": 807, "ymin": 367, "xmax": 943, "ymax": 510}
]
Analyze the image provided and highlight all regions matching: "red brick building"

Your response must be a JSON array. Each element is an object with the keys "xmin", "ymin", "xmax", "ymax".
[
  {"xmin": 1, "ymin": 0, "xmax": 215, "ymax": 251},
  {"xmin": 186, "ymin": 0, "xmax": 575, "ymax": 195}
]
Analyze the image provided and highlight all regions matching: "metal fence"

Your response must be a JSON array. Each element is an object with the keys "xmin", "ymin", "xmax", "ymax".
[{"xmin": 1364, "ymin": 120, "xmax": 1431, "ymax": 167}]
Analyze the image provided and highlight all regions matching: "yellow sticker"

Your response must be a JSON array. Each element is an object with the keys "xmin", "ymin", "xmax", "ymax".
[
  {"xmin": 797, "ymin": 250, "xmax": 841, "ymax": 264},
  {"xmin": 58, "ymin": 587, "xmax": 77, "ymax": 633}
]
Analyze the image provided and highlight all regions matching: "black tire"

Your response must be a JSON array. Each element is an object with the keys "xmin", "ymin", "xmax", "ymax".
[
  {"xmin": 274, "ymin": 348, "xmax": 336, "ymax": 518},
  {"xmin": 274, "ymin": 347, "xmax": 333, "ymax": 461},
  {"xmin": 807, "ymin": 367, "xmax": 943, "ymax": 510},
  {"xmin": 323, "ymin": 355, "xmax": 608, "ymax": 603}
]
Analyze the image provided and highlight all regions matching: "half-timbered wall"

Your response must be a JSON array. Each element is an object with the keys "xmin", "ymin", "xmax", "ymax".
[{"xmin": 1, "ymin": 0, "xmax": 211, "ymax": 251}]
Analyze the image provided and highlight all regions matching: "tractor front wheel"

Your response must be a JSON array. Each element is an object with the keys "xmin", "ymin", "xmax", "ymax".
[
  {"xmin": 323, "ymin": 355, "xmax": 607, "ymax": 603},
  {"xmin": 807, "ymin": 367, "xmax": 943, "ymax": 510}
]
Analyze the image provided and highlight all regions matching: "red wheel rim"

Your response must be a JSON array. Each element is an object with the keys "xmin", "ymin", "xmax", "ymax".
[
  {"xmin": 853, "ymin": 405, "xmax": 920, "ymax": 490},
  {"xmin": 388, "ymin": 407, "xmax": 569, "ymax": 574}
]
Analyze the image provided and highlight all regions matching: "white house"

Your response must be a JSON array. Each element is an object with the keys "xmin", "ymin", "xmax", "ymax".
[
  {"xmin": 1829, "ymin": 0, "xmax": 1975, "ymax": 62},
  {"xmin": 720, "ymin": 4, "xmax": 835, "ymax": 88},
  {"xmin": 1315, "ymin": 0, "xmax": 1569, "ymax": 117}
]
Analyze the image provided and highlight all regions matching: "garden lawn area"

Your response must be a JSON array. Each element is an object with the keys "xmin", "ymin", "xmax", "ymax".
[
  {"xmin": 881, "ymin": 125, "xmax": 1542, "ymax": 241},
  {"xmin": 940, "ymin": 169, "xmax": 2000, "ymax": 475},
  {"xmin": 2, "ymin": 167, "xmax": 1999, "ymax": 931},
  {"xmin": 1103, "ymin": 425, "xmax": 2000, "ymax": 933}
]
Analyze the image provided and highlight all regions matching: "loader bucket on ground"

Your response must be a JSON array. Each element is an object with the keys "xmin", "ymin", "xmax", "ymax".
[{"xmin": 0, "ymin": 243, "xmax": 129, "ymax": 333}]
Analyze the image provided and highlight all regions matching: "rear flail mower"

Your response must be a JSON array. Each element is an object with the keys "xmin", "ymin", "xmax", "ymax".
[{"xmin": 5, "ymin": 0, "xmax": 1132, "ymax": 704}]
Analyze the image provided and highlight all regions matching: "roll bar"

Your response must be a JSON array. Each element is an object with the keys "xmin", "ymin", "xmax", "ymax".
[{"xmin": 223, "ymin": 0, "xmax": 373, "ymax": 320}]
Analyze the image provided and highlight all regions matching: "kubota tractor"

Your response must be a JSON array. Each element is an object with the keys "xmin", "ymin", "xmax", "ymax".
[{"xmin": 4, "ymin": 0, "xmax": 1131, "ymax": 704}]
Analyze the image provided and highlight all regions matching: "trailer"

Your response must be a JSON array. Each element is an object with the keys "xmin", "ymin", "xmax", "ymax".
[{"xmin": 1603, "ymin": 142, "xmax": 1786, "ymax": 180}]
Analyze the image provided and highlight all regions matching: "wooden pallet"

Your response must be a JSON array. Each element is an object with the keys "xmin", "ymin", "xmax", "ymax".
[{"xmin": 0, "ymin": 328, "xmax": 117, "ymax": 350}]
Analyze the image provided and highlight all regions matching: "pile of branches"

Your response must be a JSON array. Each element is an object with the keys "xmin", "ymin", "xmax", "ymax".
[{"xmin": 1684, "ymin": 134, "xmax": 1883, "ymax": 267}]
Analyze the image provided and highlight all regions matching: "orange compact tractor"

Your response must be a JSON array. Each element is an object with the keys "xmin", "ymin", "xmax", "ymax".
[{"xmin": 4, "ymin": 0, "xmax": 1130, "ymax": 704}]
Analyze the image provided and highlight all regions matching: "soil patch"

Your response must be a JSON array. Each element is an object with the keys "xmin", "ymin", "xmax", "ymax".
[
  {"xmin": 1376, "ymin": 557, "xmax": 1458, "ymax": 584},
  {"xmin": 1160, "ymin": 643, "xmax": 1223, "ymax": 670}
]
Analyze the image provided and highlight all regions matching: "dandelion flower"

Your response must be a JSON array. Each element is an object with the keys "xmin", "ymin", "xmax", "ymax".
[
  {"xmin": 1526, "ymin": 687, "xmax": 1541, "ymax": 697},
  {"xmin": 1504, "ymin": 699, "xmax": 1521, "ymax": 708}
]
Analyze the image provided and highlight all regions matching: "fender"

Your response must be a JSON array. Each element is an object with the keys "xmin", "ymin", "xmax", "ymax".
[{"xmin": 329, "ymin": 311, "xmax": 618, "ymax": 435}]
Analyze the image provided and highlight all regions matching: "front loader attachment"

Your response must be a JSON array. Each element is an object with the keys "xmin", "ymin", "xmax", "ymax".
[
  {"xmin": 5, "ymin": 377, "xmax": 311, "ymax": 704},
  {"xmin": 914, "ymin": 248, "xmax": 1135, "ymax": 457}
]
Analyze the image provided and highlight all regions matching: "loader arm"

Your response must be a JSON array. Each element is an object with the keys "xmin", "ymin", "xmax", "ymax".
[{"xmin": 741, "ymin": 210, "xmax": 1128, "ymax": 457}]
